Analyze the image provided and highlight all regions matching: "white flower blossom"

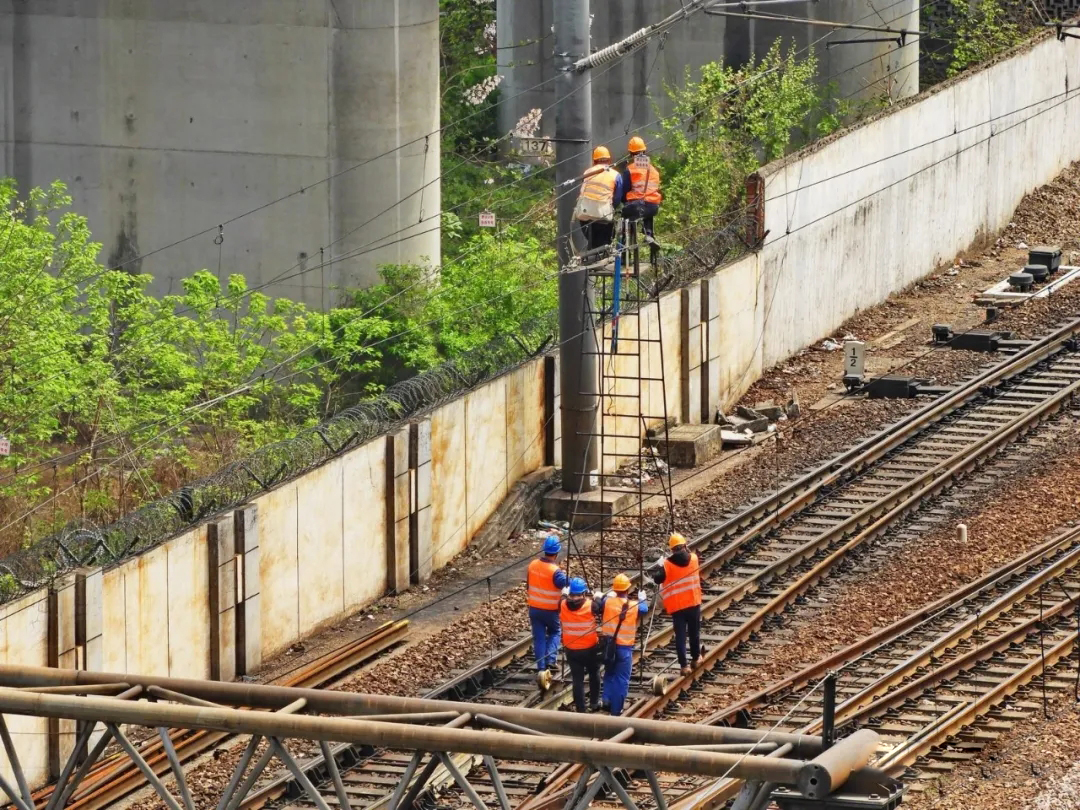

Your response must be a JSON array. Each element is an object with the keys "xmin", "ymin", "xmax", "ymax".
[
  {"xmin": 464, "ymin": 74, "xmax": 503, "ymax": 105},
  {"xmin": 513, "ymin": 108, "xmax": 543, "ymax": 138}
]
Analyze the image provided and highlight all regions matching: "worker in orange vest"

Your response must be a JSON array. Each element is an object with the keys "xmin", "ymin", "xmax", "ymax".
[
  {"xmin": 596, "ymin": 573, "xmax": 649, "ymax": 715},
  {"xmin": 560, "ymin": 577, "xmax": 601, "ymax": 712},
  {"xmin": 572, "ymin": 145, "xmax": 624, "ymax": 253},
  {"xmin": 651, "ymin": 532, "xmax": 703, "ymax": 676},
  {"xmin": 620, "ymin": 135, "xmax": 663, "ymax": 265},
  {"xmin": 527, "ymin": 535, "xmax": 568, "ymax": 689}
]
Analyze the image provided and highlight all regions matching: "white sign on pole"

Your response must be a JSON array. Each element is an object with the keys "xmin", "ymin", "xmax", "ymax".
[
  {"xmin": 0, "ymin": 436, "xmax": 9, "ymax": 457},
  {"xmin": 844, "ymin": 340, "xmax": 866, "ymax": 380},
  {"xmin": 478, "ymin": 210, "xmax": 496, "ymax": 228}
]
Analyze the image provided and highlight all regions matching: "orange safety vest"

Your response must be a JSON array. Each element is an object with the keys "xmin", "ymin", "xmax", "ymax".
[
  {"xmin": 660, "ymin": 553, "xmax": 702, "ymax": 614},
  {"xmin": 560, "ymin": 597, "xmax": 599, "ymax": 650},
  {"xmin": 626, "ymin": 163, "xmax": 662, "ymax": 204},
  {"xmin": 601, "ymin": 596, "xmax": 640, "ymax": 647},
  {"xmin": 574, "ymin": 166, "xmax": 618, "ymax": 222},
  {"xmin": 527, "ymin": 559, "xmax": 562, "ymax": 610}
]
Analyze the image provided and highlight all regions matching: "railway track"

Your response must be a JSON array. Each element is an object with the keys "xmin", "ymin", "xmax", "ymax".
[
  {"xmin": 668, "ymin": 523, "xmax": 1080, "ymax": 810},
  {"xmin": 237, "ymin": 318, "xmax": 1080, "ymax": 810}
]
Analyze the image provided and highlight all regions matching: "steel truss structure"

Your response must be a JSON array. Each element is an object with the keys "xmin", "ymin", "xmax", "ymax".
[{"xmin": 0, "ymin": 666, "xmax": 897, "ymax": 810}]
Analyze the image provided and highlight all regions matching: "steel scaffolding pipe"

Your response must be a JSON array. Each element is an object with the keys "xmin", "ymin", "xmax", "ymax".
[
  {"xmin": 0, "ymin": 666, "xmax": 823, "ymax": 755},
  {"xmin": 0, "ymin": 688, "xmax": 809, "ymax": 786}
]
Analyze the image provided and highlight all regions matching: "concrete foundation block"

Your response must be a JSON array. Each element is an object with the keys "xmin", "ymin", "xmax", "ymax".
[
  {"xmin": 541, "ymin": 488, "xmax": 636, "ymax": 530},
  {"xmin": 651, "ymin": 424, "xmax": 723, "ymax": 468}
]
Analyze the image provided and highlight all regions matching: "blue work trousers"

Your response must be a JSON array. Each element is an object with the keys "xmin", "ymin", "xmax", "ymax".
[
  {"xmin": 529, "ymin": 607, "xmax": 561, "ymax": 671},
  {"xmin": 602, "ymin": 644, "xmax": 634, "ymax": 716}
]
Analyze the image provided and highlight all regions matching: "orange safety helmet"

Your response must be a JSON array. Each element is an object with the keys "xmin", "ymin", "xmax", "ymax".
[
  {"xmin": 669, "ymin": 532, "xmax": 688, "ymax": 550},
  {"xmin": 612, "ymin": 573, "xmax": 632, "ymax": 592},
  {"xmin": 592, "ymin": 145, "xmax": 612, "ymax": 163},
  {"xmin": 628, "ymin": 135, "xmax": 647, "ymax": 154}
]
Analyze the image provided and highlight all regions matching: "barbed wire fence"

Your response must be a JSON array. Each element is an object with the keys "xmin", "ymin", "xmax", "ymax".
[{"xmin": 0, "ymin": 207, "xmax": 756, "ymax": 603}]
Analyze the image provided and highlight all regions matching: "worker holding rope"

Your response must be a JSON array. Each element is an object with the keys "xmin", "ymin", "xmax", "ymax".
[
  {"xmin": 572, "ymin": 145, "xmax": 623, "ymax": 253},
  {"xmin": 526, "ymin": 535, "xmax": 568, "ymax": 690},
  {"xmin": 596, "ymin": 574, "xmax": 649, "ymax": 715},
  {"xmin": 651, "ymin": 532, "xmax": 703, "ymax": 676},
  {"xmin": 559, "ymin": 577, "xmax": 601, "ymax": 712}
]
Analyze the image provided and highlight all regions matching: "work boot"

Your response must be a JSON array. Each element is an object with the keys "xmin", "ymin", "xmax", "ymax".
[
  {"xmin": 536, "ymin": 670, "xmax": 553, "ymax": 691},
  {"xmin": 680, "ymin": 665, "xmax": 692, "ymax": 677},
  {"xmin": 589, "ymin": 702, "xmax": 601, "ymax": 713},
  {"xmin": 693, "ymin": 655, "xmax": 704, "ymax": 668}
]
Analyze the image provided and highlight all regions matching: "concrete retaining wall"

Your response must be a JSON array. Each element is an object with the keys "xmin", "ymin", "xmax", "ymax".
[
  {"xmin": 757, "ymin": 34, "xmax": 1080, "ymax": 366},
  {"xmin": 5, "ymin": 34, "xmax": 1080, "ymax": 797}
]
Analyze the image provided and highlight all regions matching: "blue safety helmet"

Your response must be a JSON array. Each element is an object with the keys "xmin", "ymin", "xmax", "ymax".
[
  {"xmin": 543, "ymin": 534, "xmax": 562, "ymax": 555},
  {"xmin": 569, "ymin": 577, "xmax": 588, "ymax": 596}
]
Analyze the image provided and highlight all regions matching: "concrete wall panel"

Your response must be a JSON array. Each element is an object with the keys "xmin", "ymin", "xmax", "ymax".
[
  {"xmin": 465, "ymin": 378, "xmax": 508, "ymax": 540},
  {"xmin": 166, "ymin": 528, "xmax": 210, "ymax": 679},
  {"xmin": 431, "ymin": 399, "xmax": 467, "ymax": 570},
  {"xmin": 343, "ymin": 439, "xmax": 389, "ymax": 609},
  {"xmin": 101, "ymin": 567, "xmax": 126, "ymax": 673},
  {"xmin": 0, "ymin": 589, "xmax": 50, "ymax": 795},
  {"xmin": 505, "ymin": 359, "xmax": 546, "ymax": 483},
  {"xmin": 296, "ymin": 459, "xmax": 346, "ymax": 634},
  {"xmin": 122, "ymin": 545, "xmax": 170, "ymax": 676},
  {"xmin": 758, "ymin": 36, "xmax": 1080, "ymax": 370},
  {"xmin": 256, "ymin": 485, "xmax": 299, "ymax": 659}
]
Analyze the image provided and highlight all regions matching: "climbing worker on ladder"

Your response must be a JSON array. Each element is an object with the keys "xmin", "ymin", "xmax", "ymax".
[
  {"xmin": 572, "ymin": 145, "xmax": 623, "ymax": 253},
  {"xmin": 620, "ymin": 135, "xmax": 663, "ymax": 266},
  {"xmin": 527, "ymin": 534, "xmax": 568, "ymax": 690},
  {"xmin": 560, "ymin": 577, "xmax": 601, "ymax": 712},
  {"xmin": 650, "ymin": 532, "xmax": 703, "ymax": 676},
  {"xmin": 596, "ymin": 573, "xmax": 649, "ymax": 716}
]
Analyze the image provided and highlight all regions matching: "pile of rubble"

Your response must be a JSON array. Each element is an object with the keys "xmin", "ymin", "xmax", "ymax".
[{"xmin": 715, "ymin": 395, "xmax": 800, "ymax": 447}]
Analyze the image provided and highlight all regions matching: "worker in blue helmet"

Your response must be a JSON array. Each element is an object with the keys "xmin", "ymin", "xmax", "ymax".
[
  {"xmin": 526, "ymin": 534, "xmax": 568, "ymax": 690},
  {"xmin": 560, "ymin": 577, "xmax": 601, "ymax": 712}
]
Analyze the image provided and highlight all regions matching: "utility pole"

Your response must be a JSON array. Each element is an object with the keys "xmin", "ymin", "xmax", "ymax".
[{"xmin": 555, "ymin": 0, "xmax": 597, "ymax": 494}]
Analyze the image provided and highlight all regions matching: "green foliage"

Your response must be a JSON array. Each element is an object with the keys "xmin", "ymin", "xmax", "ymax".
[
  {"xmin": 655, "ymin": 41, "xmax": 827, "ymax": 234},
  {"xmin": 351, "ymin": 227, "xmax": 557, "ymax": 383},
  {"xmin": 0, "ymin": 181, "xmax": 375, "ymax": 536},
  {"xmin": 946, "ymin": 0, "xmax": 1024, "ymax": 78}
]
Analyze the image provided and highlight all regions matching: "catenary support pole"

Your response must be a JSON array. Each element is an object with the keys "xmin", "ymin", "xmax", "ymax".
[{"xmin": 555, "ymin": 0, "xmax": 598, "ymax": 494}]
